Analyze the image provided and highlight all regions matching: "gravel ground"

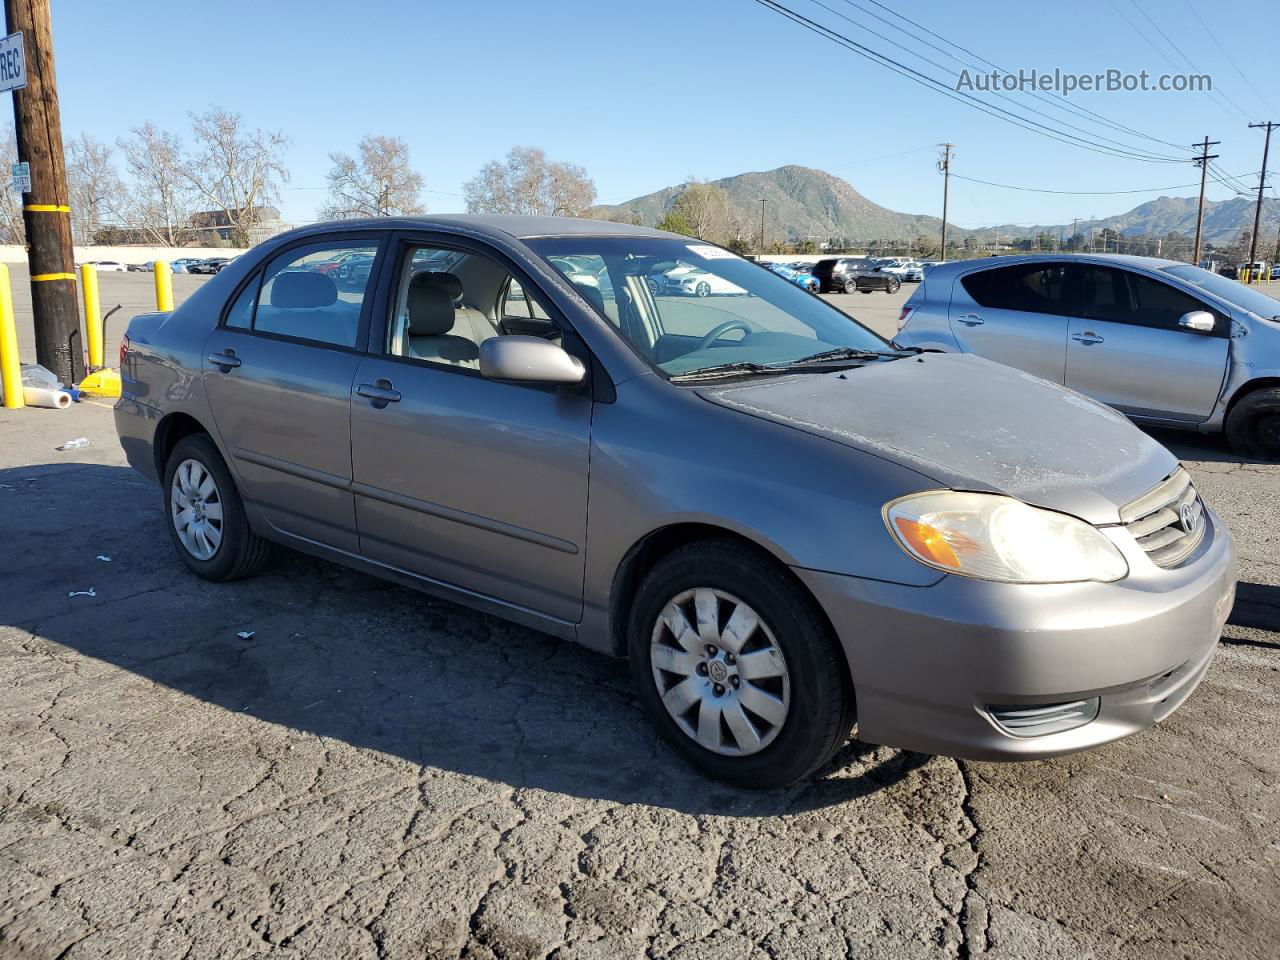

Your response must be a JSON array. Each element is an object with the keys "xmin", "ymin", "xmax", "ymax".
[{"xmin": 0, "ymin": 279, "xmax": 1277, "ymax": 959}]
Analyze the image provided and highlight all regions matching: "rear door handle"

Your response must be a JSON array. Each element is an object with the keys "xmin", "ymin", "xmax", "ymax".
[
  {"xmin": 1071, "ymin": 332, "xmax": 1105, "ymax": 345},
  {"xmin": 207, "ymin": 351, "xmax": 241, "ymax": 369},
  {"xmin": 957, "ymin": 313, "xmax": 984, "ymax": 326},
  {"xmin": 356, "ymin": 380, "xmax": 401, "ymax": 406}
]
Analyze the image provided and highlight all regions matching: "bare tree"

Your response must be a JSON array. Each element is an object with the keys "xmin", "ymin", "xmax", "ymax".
[
  {"xmin": 0, "ymin": 123, "xmax": 24, "ymax": 244},
  {"xmin": 116, "ymin": 122, "xmax": 193, "ymax": 246},
  {"xmin": 66, "ymin": 134, "xmax": 124, "ymax": 244},
  {"xmin": 180, "ymin": 107, "xmax": 288, "ymax": 247},
  {"xmin": 464, "ymin": 146, "xmax": 596, "ymax": 217},
  {"xmin": 671, "ymin": 181, "xmax": 733, "ymax": 243},
  {"xmin": 319, "ymin": 134, "xmax": 424, "ymax": 220}
]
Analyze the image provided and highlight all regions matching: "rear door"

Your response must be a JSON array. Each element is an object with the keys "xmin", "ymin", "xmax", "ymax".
[
  {"xmin": 1065, "ymin": 265, "xmax": 1229, "ymax": 421},
  {"xmin": 202, "ymin": 235, "xmax": 385, "ymax": 553},
  {"xmin": 947, "ymin": 261, "xmax": 1071, "ymax": 382}
]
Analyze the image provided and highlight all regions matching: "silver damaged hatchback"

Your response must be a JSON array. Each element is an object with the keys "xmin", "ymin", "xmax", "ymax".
[{"xmin": 115, "ymin": 217, "xmax": 1236, "ymax": 787}]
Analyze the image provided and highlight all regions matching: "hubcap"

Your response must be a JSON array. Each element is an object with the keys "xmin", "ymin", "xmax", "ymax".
[
  {"xmin": 170, "ymin": 458, "xmax": 224, "ymax": 561},
  {"xmin": 650, "ymin": 588, "xmax": 791, "ymax": 757}
]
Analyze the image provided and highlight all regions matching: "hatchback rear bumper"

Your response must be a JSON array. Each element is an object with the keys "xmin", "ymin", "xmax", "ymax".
[{"xmin": 794, "ymin": 506, "xmax": 1235, "ymax": 761}]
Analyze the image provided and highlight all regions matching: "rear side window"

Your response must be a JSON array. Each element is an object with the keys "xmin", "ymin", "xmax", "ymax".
[
  {"xmin": 962, "ymin": 263, "xmax": 1071, "ymax": 315},
  {"xmin": 225, "ymin": 242, "xmax": 379, "ymax": 348}
]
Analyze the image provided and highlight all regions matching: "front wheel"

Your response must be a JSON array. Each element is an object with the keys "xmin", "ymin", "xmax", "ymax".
[
  {"xmin": 629, "ymin": 540, "xmax": 854, "ymax": 788},
  {"xmin": 1225, "ymin": 387, "xmax": 1280, "ymax": 461},
  {"xmin": 843, "ymin": 278, "xmax": 857, "ymax": 294},
  {"xmin": 163, "ymin": 433, "xmax": 271, "ymax": 581},
  {"xmin": 695, "ymin": 281, "xmax": 711, "ymax": 297}
]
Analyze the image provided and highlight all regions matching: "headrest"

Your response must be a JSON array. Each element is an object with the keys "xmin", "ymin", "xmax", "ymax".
[
  {"xmin": 271, "ymin": 271, "xmax": 337, "ymax": 308},
  {"xmin": 572, "ymin": 280, "xmax": 606, "ymax": 317},
  {"xmin": 415, "ymin": 271, "xmax": 463, "ymax": 301},
  {"xmin": 407, "ymin": 275, "xmax": 457, "ymax": 336}
]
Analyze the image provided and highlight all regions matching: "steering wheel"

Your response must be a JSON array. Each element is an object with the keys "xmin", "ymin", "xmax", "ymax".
[{"xmin": 697, "ymin": 319, "xmax": 754, "ymax": 351}]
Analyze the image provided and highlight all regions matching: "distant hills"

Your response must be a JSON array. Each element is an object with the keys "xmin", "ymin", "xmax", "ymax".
[{"xmin": 589, "ymin": 165, "xmax": 1280, "ymax": 248}]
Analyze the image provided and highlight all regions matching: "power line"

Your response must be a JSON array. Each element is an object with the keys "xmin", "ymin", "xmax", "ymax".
[
  {"xmin": 1181, "ymin": 0, "xmax": 1276, "ymax": 115},
  {"xmin": 750, "ymin": 0, "xmax": 1189, "ymax": 163},
  {"xmin": 952, "ymin": 173, "xmax": 1211, "ymax": 195},
  {"xmin": 837, "ymin": 0, "xmax": 1194, "ymax": 159}
]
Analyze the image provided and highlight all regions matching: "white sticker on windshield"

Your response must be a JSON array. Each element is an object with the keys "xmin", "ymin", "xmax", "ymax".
[{"xmin": 686, "ymin": 244, "xmax": 740, "ymax": 260}]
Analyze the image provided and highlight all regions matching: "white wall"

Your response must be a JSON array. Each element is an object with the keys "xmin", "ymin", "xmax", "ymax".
[{"xmin": 0, "ymin": 244, "xmax": 250, "ymax": 265}]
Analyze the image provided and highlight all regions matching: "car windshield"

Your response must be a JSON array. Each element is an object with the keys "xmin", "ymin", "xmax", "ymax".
[
  {"xmin": 528, "ymin": 236, "xmax": 888, "ymax": 378},
  {"xmin": 1161, "ymin": 264, "xmax": 1280, "ymax": 319}
]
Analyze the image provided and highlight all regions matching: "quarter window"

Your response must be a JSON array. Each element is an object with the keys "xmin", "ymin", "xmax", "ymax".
[{"xmin": 229, "ymin": 242, "xmax": 379, "ymax": 348}]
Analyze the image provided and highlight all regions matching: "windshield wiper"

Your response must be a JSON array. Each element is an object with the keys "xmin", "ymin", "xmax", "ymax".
[
  {"xmin": 669, "ymin": 361, "xmax": 782, "ymax": 382},
  {"xmin": 786, "ymin": 347, "xmax": 909, "ymax": 365}
]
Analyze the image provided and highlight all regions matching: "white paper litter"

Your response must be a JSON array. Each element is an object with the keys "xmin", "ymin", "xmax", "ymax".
[
  {"xmin": 237, "ymin": 631, "xmax": 256, "ymax": 640},
  {"xmin": 68, "ymin": 588, "xmax": 97, "ymax": 598}
]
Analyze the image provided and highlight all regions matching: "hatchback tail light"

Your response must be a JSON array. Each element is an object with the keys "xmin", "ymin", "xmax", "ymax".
[{"xmin": 119, "ymin": 333, "xmax": 130, "ymax": 368}]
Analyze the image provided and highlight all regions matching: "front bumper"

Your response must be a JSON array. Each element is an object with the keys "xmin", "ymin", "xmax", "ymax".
[{"xmin": 795, "ymin": 505, "xmax": 1236, "ymax": 761}]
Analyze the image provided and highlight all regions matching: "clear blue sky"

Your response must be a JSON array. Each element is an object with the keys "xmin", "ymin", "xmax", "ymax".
[{"xmin": 48, "ymin": 0, "xmax": 1276, "ymax": 230}]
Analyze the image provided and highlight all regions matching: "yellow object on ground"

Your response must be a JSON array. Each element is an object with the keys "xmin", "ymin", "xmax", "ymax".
[
  {"xmin": 78, "ymin": 368, "xmax": 121, "ymax": 399},
  {"xmin": 154, "ymin": 260, "xmax": 173, "ymax": 312},
  {"xmin": 81, "ymin": 262, "xmax": 103, "ymax": 369},
  {"xmin": 0, "ymin": 263, "xmax": 22, "ymax": 409}
]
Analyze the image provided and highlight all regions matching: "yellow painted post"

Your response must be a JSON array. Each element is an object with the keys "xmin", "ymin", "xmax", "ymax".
[
  {"xmin": 81, "ymin": 262, "xmax": 102, "ymax": 369},
  {"xmin": 0, "ymin": 264, "xmax": 24, "ymax": 409},
  {"xmin": 154, "ymin": 260, "xmax": 173, "ymax": 312}
]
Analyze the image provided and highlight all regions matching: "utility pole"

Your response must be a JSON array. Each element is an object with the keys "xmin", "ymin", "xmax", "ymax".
[
  {"xmin": 938, "ymin": 143, "xmax": 953, "ymax": 262},
  {"xmin": 1192, "ymin": 136, "xmax": 1220, "ymax": 267},
  {"xmin": 1247, "ymin": 122, "xmax": 1277, "ymax": 282},
  {"xmin": 5, "ymin": 0, "xmax": 80, "ymax": 386},
  {"xmin": 1072, "ymin": 217, "xmax": 1079, "ymax": 252},
  {"xmin": 757, "ymin": 198, "xmax": 766, "ymax": 258}
]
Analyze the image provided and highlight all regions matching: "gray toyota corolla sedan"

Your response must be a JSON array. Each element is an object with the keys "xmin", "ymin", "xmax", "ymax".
[{"xmin": 115, "ymin": 216, "xmax": 1236, "ymax": 788}]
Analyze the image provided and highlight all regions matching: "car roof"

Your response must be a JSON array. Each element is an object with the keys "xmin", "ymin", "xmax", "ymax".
[
  {"xmin": 270, "ymin": 213, "xmax": 682, "ymax": 245},
  {"xmin": 923, "ymin": 252, "xmax": 1182, "ymax": 278}
]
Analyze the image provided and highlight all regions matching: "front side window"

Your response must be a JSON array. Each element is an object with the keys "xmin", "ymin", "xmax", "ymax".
[
  {"xmin": 962, "ymin": 263, "xmax": 1071, "ymax": 315},
  {"xmin": 1080, "ymin": 266, "xmax": 1225, "ymax": 333},
  {"xmin": 527, "ymin": 236, "xmax": 888, "ymax": 378},
  {"xmin": 237, "ymin": 242, "xmax": 379, "ymax": 347},
  {"xmin": 384, "ymin": 244, "xmax": 562, "ymax": 370}
]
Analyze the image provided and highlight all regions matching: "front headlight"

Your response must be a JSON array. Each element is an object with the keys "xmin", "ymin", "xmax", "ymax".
[{"xmin": 884, "ymin": 491, "xmax": 1128, "ymax": 583}]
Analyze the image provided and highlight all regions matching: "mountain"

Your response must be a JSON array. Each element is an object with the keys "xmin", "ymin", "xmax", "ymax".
[
  {"xmin": 589, "ymin": 165, "xmax": 1280, "ymax": 249},
  {"xmin": 589, "ymin": 165, "xmax": 949, "ymax": 243}
]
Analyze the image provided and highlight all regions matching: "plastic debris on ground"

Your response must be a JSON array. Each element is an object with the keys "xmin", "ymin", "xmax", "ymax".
[
  {"xmin": 96, "ymin": 555, "xmax": 111, "ymax": 562},
  {"xmin": 237, "ymin": 631, "xmax": 256, "ymax": 640},
  {"xmin": 56, "ymin": 437, "xmax": 92, "ymax": 451},
  {"xmin": 68, "ymin": 588, "xmax": 97, "ymax": 598}
]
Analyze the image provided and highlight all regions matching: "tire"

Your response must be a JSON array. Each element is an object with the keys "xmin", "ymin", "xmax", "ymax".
[
  {"xmin": 628, "ymin": 540, "xmax": 855, "ymax": 788},
  {"xmin": 646, "ymin": 277, "xmax": 661, "ymax": 296},
  {"xmin": 887, "ymin": 278, "xmax": 901, "ymax": 293},
  {"xmin": 695, "ymin": 281, "xmax": 711, "ymax": 297},
  {"xmin": 843, "ymin": 278, "xmax": 857, "ymax": 294},
  {"xmin": 163, "ymin": 433, "xmax": 271, "ymax": 581},
  {"xmin": 1225, "ymin": 386, "xmax": 1280, "ymax": 461}
]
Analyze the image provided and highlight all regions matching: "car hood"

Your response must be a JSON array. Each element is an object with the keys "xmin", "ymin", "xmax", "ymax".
[{"xmin": 697, "ymin": 353, "xmax": 1177, "ymax": 524}]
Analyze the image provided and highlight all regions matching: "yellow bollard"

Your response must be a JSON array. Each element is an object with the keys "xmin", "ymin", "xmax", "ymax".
[
  {"xmin": 154, "ymin": 260, "xmax": 173, "ymax": 312},
  {"xmin": 81, "ymin": 262, "xmax": 102, "ymax": 369},
  {"xmin": 0, "ymin": 263, "xmax": 23, "ymax": 409}
]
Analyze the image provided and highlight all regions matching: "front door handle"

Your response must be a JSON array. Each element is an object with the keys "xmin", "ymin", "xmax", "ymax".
[
  {"xmin": 957, "ymin": 313, "xmax": 984, "ymax": 326},
  {"xmin": 207, "ymin": 351, "xmax": 241, "ymax": 369},
  {"xmin": 356, "ymin": 379, "xmax": 401, "ymax": 407},
  {"xmin": 1071, "ymin": 332, "xmax": 1105, "ymax": 345}
]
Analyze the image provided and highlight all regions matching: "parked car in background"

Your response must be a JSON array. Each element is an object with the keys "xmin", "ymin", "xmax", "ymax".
[
  {"xmin": 115, "ymin": 215, "xmax": 1235, "ymax": 787},
  {"xmin": 765, "ymin": 261, "xmax": 820, "ymax": 294},
  {"xmin": 127, "ymin": 262, "xmax": 149, "ymax": 272},
  {"xmin": 809, "ymin": 257, "xmax": 868, "ymax": 293},
  {"xmin": 189, "ymin": 257, "xmax": 231, "ymax": 275},
  {"xmin": 88, "ymin": 260, "xmax": 127, "ymax": 272},
  {"xmin": 853, "ymin": 261, "xmax": 903, "ymax": 294},
  {"xmin": 874, "ymin": 258, "xmax": 923, "ymax": 282},
  {"xmin": 661, "ymin": 264, "xmax": 745, "ymax": 296},
  {"xmin": 895, "ymin": 253, "xmax": 1280, "ymax": 459}
]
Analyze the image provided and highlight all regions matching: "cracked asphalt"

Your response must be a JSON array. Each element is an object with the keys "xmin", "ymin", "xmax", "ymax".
[{"xmin": 2, "ymin": 393, "xmax": 1279, "ymax": 958}]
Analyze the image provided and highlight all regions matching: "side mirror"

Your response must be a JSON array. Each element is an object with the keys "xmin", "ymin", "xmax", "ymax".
[
  {"xmin": 1178, "ymin": 310, "xmax": 1216, "ymax": 333},
  {"xmin": 480, "ymin": 335, "xmax": 586, "ymax": 385}
]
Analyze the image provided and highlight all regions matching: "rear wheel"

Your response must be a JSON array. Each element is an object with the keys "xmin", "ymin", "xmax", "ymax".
[
  {"xmin": 887, "ymin": 278, "xmax": 901, "ymax": 293},
  {"xmin": 1225, "ymin": 387, "xmax": 1280, "ymax": 461},
  {"xmin": 163, "ymin": 434, "xmax": 271, "ymax": 580},
  {"xmin": 843, "ymin": 278, "xmax": 857, "ymax": 294},
  {"xmin": 628, "ymin": 540, "xmax": 854, "ymax": 788}
]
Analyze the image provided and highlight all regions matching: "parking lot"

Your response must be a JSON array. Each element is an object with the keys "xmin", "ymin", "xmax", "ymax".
[{"xmin": 2, "ymin": 277, "xmax": 1279, "ymax": 959}]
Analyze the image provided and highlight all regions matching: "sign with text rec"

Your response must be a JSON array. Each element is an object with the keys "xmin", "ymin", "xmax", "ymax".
[{"xmin": 0, "ymin": 32, "xmax": 25, "ymax": 93}]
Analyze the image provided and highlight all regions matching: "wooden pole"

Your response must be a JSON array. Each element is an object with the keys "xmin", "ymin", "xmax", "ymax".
[{"xmin": 5, "ymin": 0, "xmax": 81, "ymax": 385}]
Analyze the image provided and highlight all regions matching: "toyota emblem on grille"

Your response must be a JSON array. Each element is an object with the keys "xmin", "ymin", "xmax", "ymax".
[{"xmin": 1179, "ymin": 499, "xmax": 1200, "ymax": 534}]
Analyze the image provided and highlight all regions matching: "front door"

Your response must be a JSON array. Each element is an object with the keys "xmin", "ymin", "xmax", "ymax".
[
  {"xmin": 948, "ymin": 261, "xmax": 1072, "ymax": 383},
  {"xmin": 349, "ymin": 239, "xmax": 592, "ymax": 624},
  {"xmin": 202, "ymin": 237, "xmax": 384, "ymax": 553},
  {"xmin": 1065, "ymin": 265, "xmax": 1230, "ymax": 421}
]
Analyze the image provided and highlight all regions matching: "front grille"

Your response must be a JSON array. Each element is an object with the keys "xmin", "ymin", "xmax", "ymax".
[
  {"xmin": 1120, "ymin": 467, "xmax": 1206, "ymax": 568},
  {"xmin": 987, "ymin": 699, "xmax": 1100, "ymax": 737}
]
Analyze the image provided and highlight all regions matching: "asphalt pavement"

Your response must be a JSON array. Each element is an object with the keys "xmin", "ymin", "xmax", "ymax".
[{"xmin": 0, "ymin": 279, "xmax": 1277, "ymax": 959}]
